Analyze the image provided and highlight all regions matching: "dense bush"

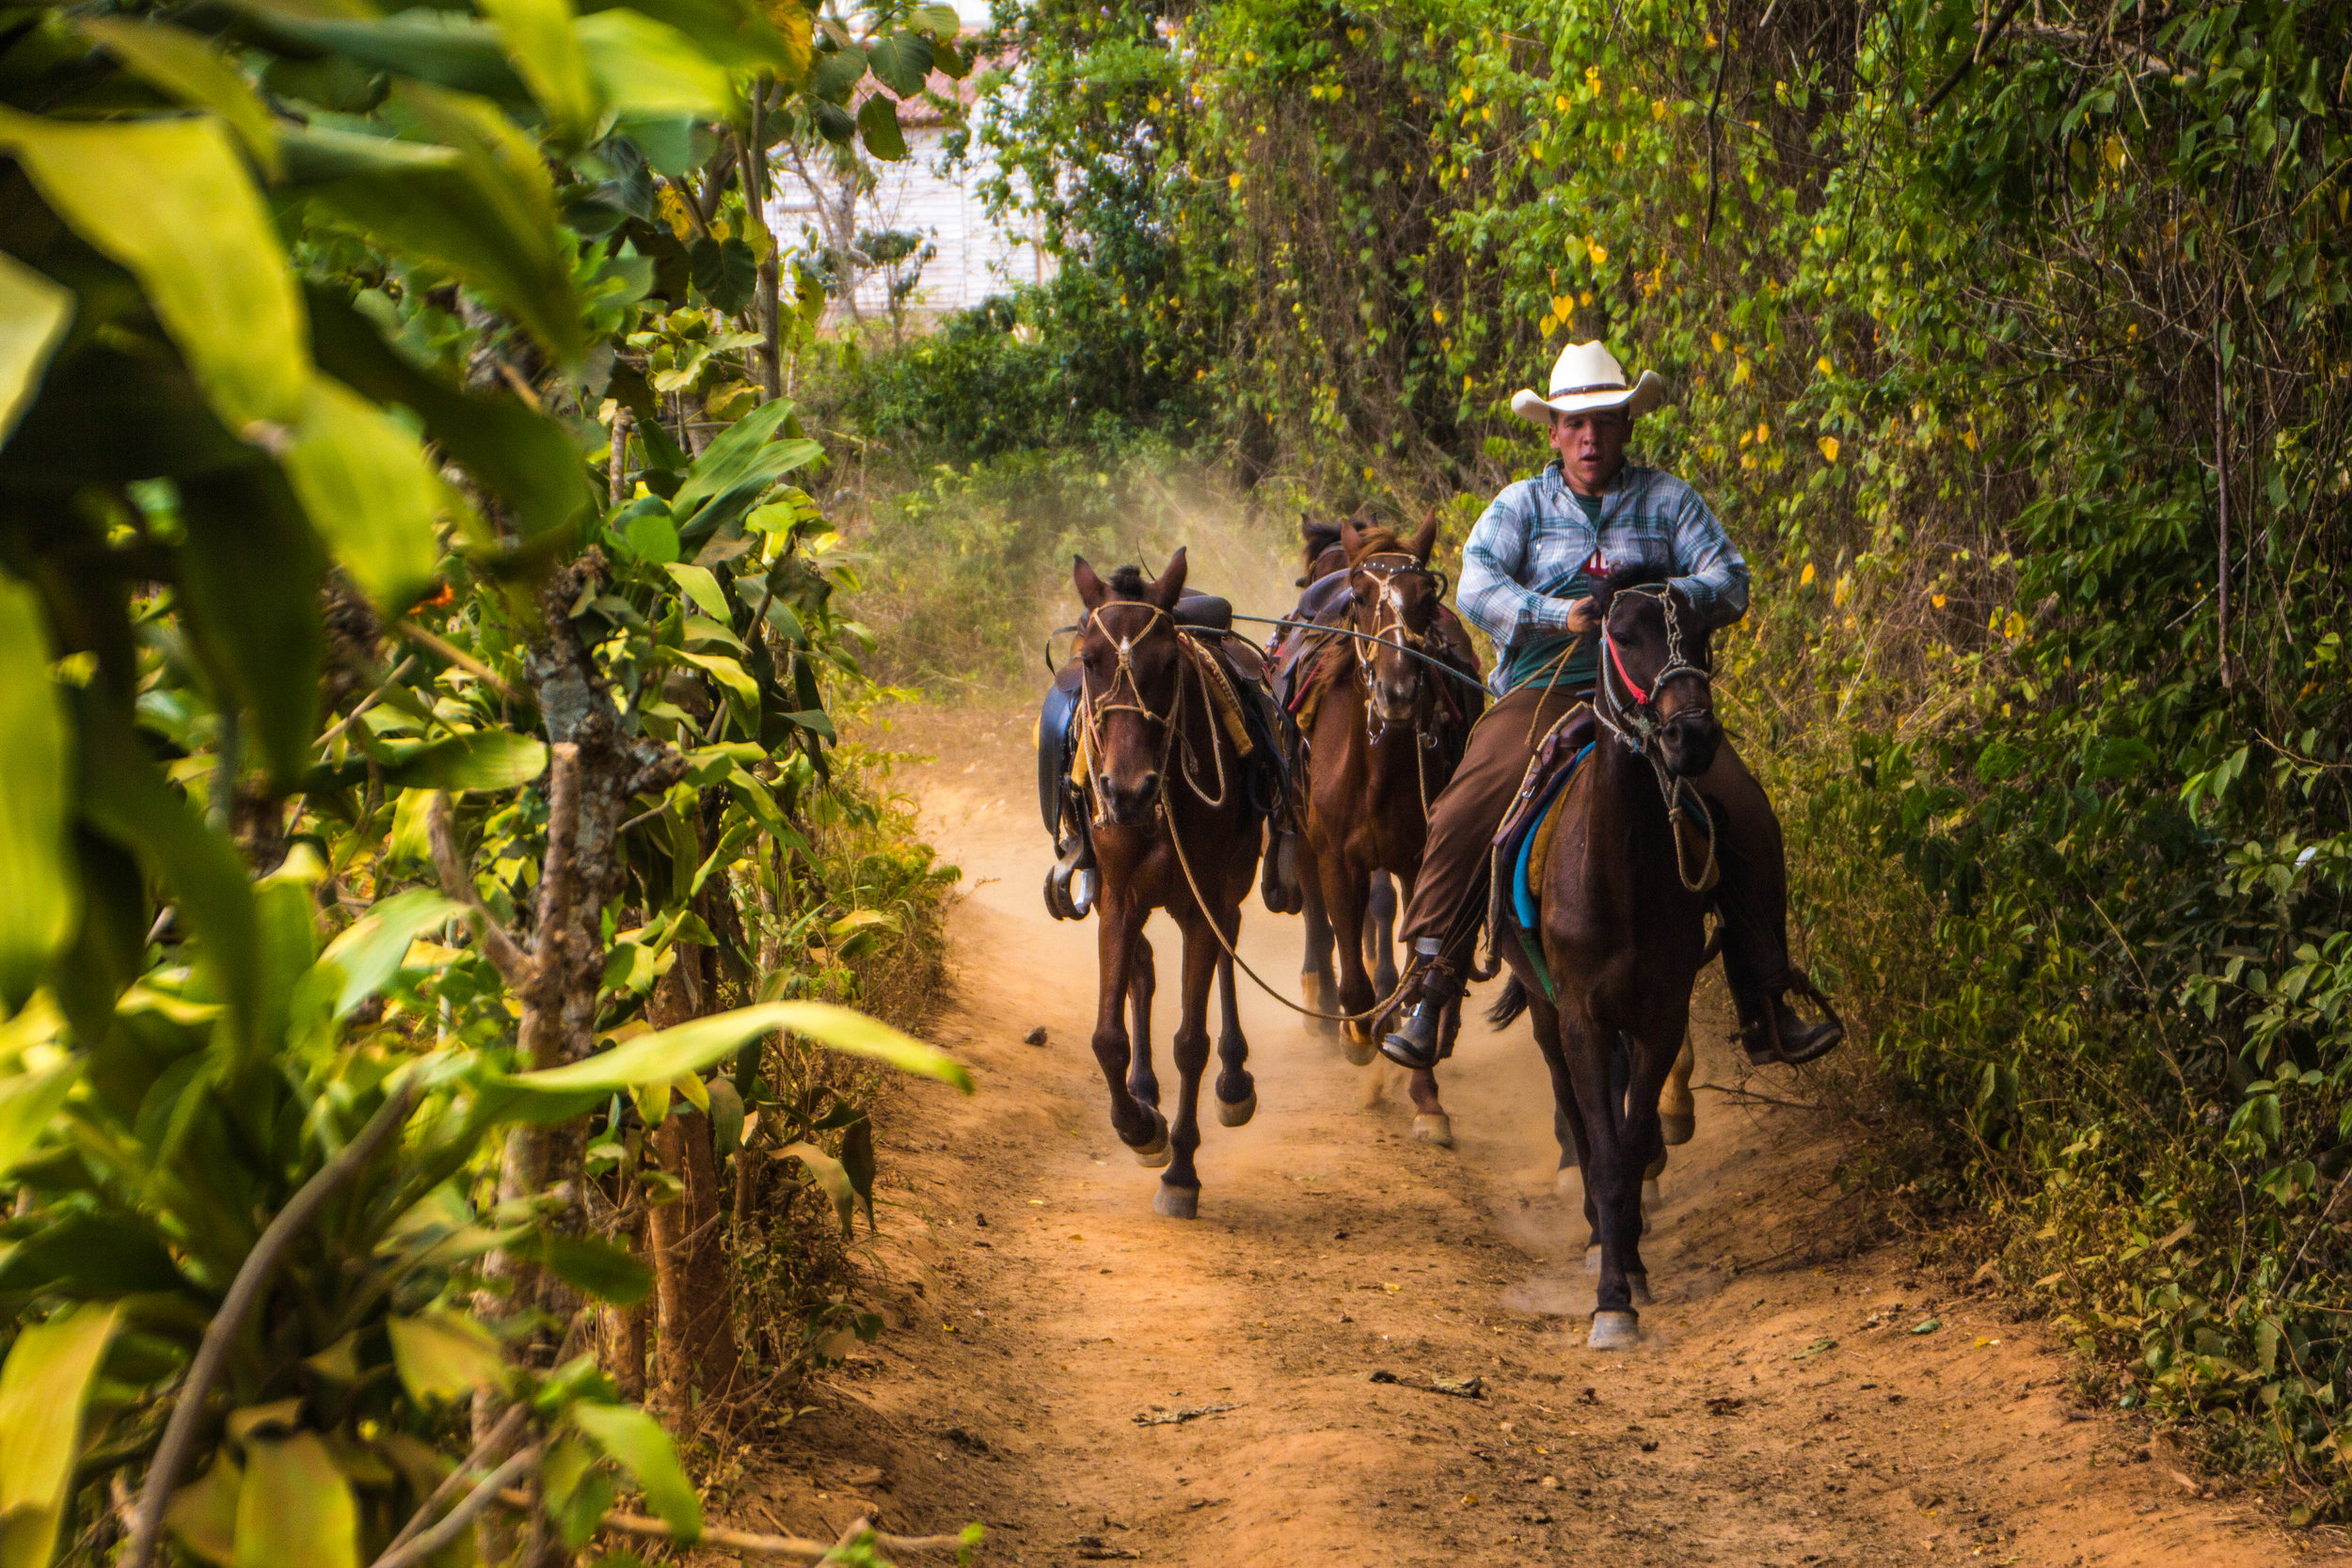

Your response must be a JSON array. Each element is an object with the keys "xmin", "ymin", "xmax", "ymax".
[{"xmin": 886, "ymin": 0, "xmax": 2352, "ymax": 1517}]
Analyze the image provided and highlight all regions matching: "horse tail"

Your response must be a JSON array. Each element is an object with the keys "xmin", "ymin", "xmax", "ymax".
[{"xmin": 1486, "ymin": 974, "xmax": 1530, "ymax": 1028}]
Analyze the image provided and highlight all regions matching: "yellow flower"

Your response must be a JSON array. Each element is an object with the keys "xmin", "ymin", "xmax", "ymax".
[
  {"xmin": 1551, "ymin": 294, "xmax": 1573, "ymax": 320},
  {"xmin": 1652, "ymin": 98, "xmax": 1668, "ymax": 119},
  {"xmin": 2004, "ymin": 611, "xmax": 2026, "ymax": 639},
  {"xmin": 1555, "ymin": 94, "xmax": 1571, "ymax": 113},
  {"xmin": 1931, "ymin": 593, "xmax": 1947, "ymax": 609},
  {"xmin": 1754, "ymin": 421, "xmax": 1770, "ymax": 444},
  {"xmin": 1818, "ymin": 435, "xmax": 1839, "ymax": 463},
  {"xmin": 1961, "ymin": 427, "xmax": 1979, "ymax": 451},
  {"xmin": 1229, "ymin": 172, "xmax": 1243, "ymax": 190},
  {"xmin": 1710, "ymin": 331, "xmax": 1727, "ymax": 353},
  {"xmin": 1586, "ymin": 241, "xmax": 1609, "ymax": 265},
  {"xmin": 1800, "ymin": 562, "xmax": 1817, "ymax": 587},
  {"xmin": 1432, "ymin": 306, "xmax": 1446, "ymax": 324},
  {"xmin": 1816, "ymin": 356, "xmax": 1834, "ymax": 375}
]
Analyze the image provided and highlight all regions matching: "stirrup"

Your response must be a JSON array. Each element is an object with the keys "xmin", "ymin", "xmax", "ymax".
[{"xmin": 1045, "ymin": 835, "xmax": 1096, "ymax": 921}]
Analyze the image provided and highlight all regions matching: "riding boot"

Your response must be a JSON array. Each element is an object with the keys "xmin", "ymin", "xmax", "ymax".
[
  {"xmin": 1260, "ymin": 823, "xmax": 1303, "ymax": 914},
  {"xmin": 1380, "ymin": 937, "xmax": 1461, "ymax": 1071},
  {"xmin": 1730, "ymin": 971, "xmax": 1845, "ymax": 1067}
]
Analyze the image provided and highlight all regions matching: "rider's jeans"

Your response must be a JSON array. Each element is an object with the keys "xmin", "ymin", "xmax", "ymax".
[{"xmin": 1394, "ymin": 683, "xmax": 1793, "ymax": 1020}]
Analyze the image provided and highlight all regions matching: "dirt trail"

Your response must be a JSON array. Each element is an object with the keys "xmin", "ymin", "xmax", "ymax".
[{"xmin": 737, "ymin": 699, "xmax": 2328, "ymax": 1566}]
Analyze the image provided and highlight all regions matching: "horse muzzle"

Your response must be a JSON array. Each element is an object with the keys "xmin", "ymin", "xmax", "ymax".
[
  {"xmin": 1097, "ymin": 769, "xmax": 1163, "ymax": 826},
  {"xmin": 1659, "ymin": 709, "xmax": 1721, "ymax": 778},
  {"xmin": 1370, "ymin": 675, "xmax": 1422, "ymax": 731}
]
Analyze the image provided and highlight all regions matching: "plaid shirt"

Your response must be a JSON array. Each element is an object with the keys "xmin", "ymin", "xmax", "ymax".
[{"xmin": 1457, "ymin": 459, "xmax": 1750, "ymax": 693}]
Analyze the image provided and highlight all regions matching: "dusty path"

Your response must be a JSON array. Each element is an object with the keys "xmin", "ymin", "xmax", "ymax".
[{"xmin": 733, "ymin": 698, "xmax": 2328, "ymax": 1566}]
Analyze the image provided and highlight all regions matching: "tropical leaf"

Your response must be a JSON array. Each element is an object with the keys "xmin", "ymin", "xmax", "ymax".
[
  {"xmin": 75, "ymin": 18, "xmax": 282, "ymax": 175},
  {"xmin": 479, "ymin": 0, "xmax": 602, "ymax": 141},
  {"xmin": 230, "ymin": 8, "xmax": 529, "ymax": 101},
  {"xmin": 537, "ymin": 1233, "xmax": 653, "ymax": 1307},
  {"xmin": 386, "ymin": 1309, "xmax": 506, "ymax": 1404},
  {"xmin": 375, "ymin": 732, "xmax": 549, "ymax": 792},
  {"xmin": 233, "ymin": 1433, "xmax": 359, "ymax": 1568},
  {"xmin": 0, "ymin": 577, "xmax": 74, "ymax": 1010},
  {"xmin": 279, "ymin": 375, "xmax": 443, "ymax": 615},
  {"xmin": 0, "ymin": 251, "xmax": 73, "ymax": 447},
  {"xmin": 777, "ymin": 1139, "xmax": 854, "ymax": 1235},
  {"xmin": 865, "ymin": 32, "xmax": 932, "ymax": 99},
  {"xmin": 0, "ymin": 109, "xmax": 307, "ymax": 433},
  {"xmin": 577, "ymin": 9, "xmax": 736, "ymax": 119},
  {"xmin": 315, "ymin": 889, "xmax": 467, "ymax": 1020},
  {"xmin": 0, "ymin": 1303, "xmax": 121, "ymax": 1568},
  {"xmin": 569, "ymin": 1402, "xmax": 700, "ymax": 1541},
  {"xmin": 174, "ymin": 467, "xmax": 326, "ymax": 786},
  {"xmin": 857, "ymin": 93, "xmax": 907, "ymax": 161}
]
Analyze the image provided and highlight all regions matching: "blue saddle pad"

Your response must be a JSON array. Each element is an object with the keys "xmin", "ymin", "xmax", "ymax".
[{"xmin": 1509, "ymin": 743, "xmax": 1593, "ymax": 932}]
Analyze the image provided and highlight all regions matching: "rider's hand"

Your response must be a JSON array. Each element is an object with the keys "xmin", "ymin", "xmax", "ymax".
[{"xmin": 1564, "ymin": 596, "xmax": 1600, "ymax": 635}]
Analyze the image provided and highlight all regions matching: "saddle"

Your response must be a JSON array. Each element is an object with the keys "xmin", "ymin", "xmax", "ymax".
[{"xmin": 1487, "ymin": 703, "xmax": 1599, "ymax": 954}]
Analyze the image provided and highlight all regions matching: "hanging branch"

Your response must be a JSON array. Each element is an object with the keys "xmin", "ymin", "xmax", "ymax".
[
  {"xmin": 2216, "ymin": 345, "xmax": 2233, "ymax": 689},
  {"xmin": 1915, "ymin": 0, "xmax": 2029, "ymax": 121}
]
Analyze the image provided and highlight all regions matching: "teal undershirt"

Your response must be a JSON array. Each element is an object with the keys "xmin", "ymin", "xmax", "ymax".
[{"xmin": 1499, "ymin": 489, "xmax": 1603, "ymax": 693}]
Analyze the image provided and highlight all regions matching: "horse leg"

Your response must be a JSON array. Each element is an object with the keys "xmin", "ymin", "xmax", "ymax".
[
  {"xmin": 1213, "ymin": 952, "xmax": 1256, "ymax": 1127},
  {"xmin": 1527, "ymin": 985, "xmax": 1595, "ymax": 1230},
  {"xmin": 1298, "ymin": 871, "xmax": 1340, "ymax": 1037},
  {"xmin": 1154, "ymin": 910, "xmax": 1220, "ymax": 1219},
  {"xmin": 1320, "ymin": 854, "xmax": 1377, "ymax": 1066},
  {"xmin": 1615, "ymin": 1013, "xmax": 1688, "ymax": 1310},
  {"xmin": 1406, "ymin": 993, "xmax": 1461, "ymax": 1148},
  {"xmin": 1562, "ymin": 1004, "xmax": 1642, "ymax": 1346},
  {"xmin": 1091, "ymin": 896, "xmax": 1166, "ymax": 1164},
  {"xmin": 1126, "ymin": 931, "xmax": 1161, "ymax": 1112},
  {"xmin": 1365, "ymin": 871, "xmax": 1399, "ymax": 999},
  {"xmin": 1660, "ymin": 1028, "xmax": 1696, "ymax": 1146}
]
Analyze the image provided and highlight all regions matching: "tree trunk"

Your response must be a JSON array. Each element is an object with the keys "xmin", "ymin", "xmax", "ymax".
[{"xmin": 645, "ymin": 954, "xmax": 741, "ymax": 1421}]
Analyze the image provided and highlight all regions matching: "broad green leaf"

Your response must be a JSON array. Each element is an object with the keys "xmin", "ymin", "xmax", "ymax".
[
  {"xmin": 538, "ymin": 1232, "xmax": 652, "ymax": 1307},
  {"xmin": 0, "ymin": 577, "xmax": 73, "ymax": 1009},
  {"xmin": 840, "ymin": 1115, "xmax": 875, "ymax": 1228},
  {"xmin": 667, "ymin": 400, "xmax": 819, "ymax": 523},
  {"xmin": 508, "ymin": 1001, "xmax": 970, "ymax": 1101},
  {"xmin": 230, "ymin": 8, "xmax": 529, "ymax": 100},
  {"xmin": 687, "ymin": 233, "xmax": 756, "ymax": 313},
  {"xmin": 76, "ymin": 19, "xmax": 281, "ymax": 175},
  {"xmin": 594, "ymin": 0, "xmax": 807, "ymax": 77},
  {"xmin": 296, "ymin": 87, "xmax": 581, "ymax": 364},
  {"xmin": 857, "ymin": 93, "xmax": 907, "ymax": 161},
  {"xmin": 316, "ymin": 889, "xmax": 465, "ymax": 1020},
  {"xmin": 279, "ymin": 375, "xmax": 442, "ymax": 614},
  {"xmin": 865, "ymin": 32, "xmax": 933, "ymax": 99},
  {"xmin": 568, "ymin": 1402, "xmax": 700, "ymax": 1541},
  {"xmin": 164, "ymin": 1453, "xmax": 241, "ymax": 1568},
  {"xmin": 480, "ymin": 0, "xmax": 601, "ymax": 141},
  {"xmin": 386, "ymin": 1309, "xmax": 506, "ymax": 1404},
  {"xmin": 376, "ymin": 731, "xmax": 549, "ymax": 792},
  {"xmin": 175, "ymin": 467, "xmax": 327, "ymax": 786},
  {"xmin": 0, "ymin": 109, "xmax": 306, "ymax": 432},
  {"xmin": 0, "ymin": 254, "xmax": 72, "ymax": 447},
  {"xmin": 777, "ymin": 1140, "xmax": 853, "ymax": 1235},
  {"xmin": 0, "ymin": 1059, "xmax": 80, "ymax": 1181},
  {"xmin": 577, "ymin": 9, "xmax": 735, "ymax": 119},
  {"xmin": 72, "ymin": 694, "xmax": 260, "ymax": 1055},
  {"xmin": 307, "ymin": 283, "xmax": 595, "ymax": 542},
  {"xmin": 662, "ymin": 563, "xmax": 733, "ymax": 623},
  {"xmin": 0, "ymin": 1303, "xmax": 121, "ymax": 1568},
  {"xmin": 234, "ymin": 1433, "xmax": 358, "ymax": 1568},
  {"xmin": 675, "ymin": 651, "xmax": 758, "ymax": 721},
  {"xmin": 705, "ymin": 1075, "xmax": 744, "ymax": 1156}
]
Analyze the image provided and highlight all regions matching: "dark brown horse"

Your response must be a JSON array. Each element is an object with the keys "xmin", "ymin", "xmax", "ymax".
[
  {"xmin": 1293, "ymin": 517, "xmax": 1485, "ymax": 1141},
  {"xmin": 1071, "ymin": 549, "xmax": 1263, "ymax": 1218},
  {"xmin": 1492, "ymin": 567, "xmax": 1721, "ymax": 1348}
]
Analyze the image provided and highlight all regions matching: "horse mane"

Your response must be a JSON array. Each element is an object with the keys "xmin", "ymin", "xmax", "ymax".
[
  {"xmin": 1343, "ymin": 519, "xmax": 1410, "ymax": 564},
  {"xmin": 1299, "ymin": 515, "xmax": 1343, "ymax": 566},
  {"xmin": 1589, "ymin": 562, "xmax": 1677, "ymax": 619},
  {"xmin": 1104, "ymin": 564, "xmax": 1152, "ymax": 600}
]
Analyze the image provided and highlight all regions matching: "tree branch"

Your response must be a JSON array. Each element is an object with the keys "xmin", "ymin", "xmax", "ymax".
[
  {"xmin": 127, "ymin": 1079, "xmax": 424, "ymax": 1568},
  {"xmin": 1915, "ymin": 0, "xmax": 2029, "ymax": 121},
  {"xmin": 396, "ymin": 622, "xmax": 523, "ymax": 705},
  {"xmin": 427, "ymin": 792, "xmax": 533, "ymax": 989},
  {"xmin": 379, "ymin": 1403, "xmax": 531, "ymax": 1559},
  {"xmin": 492, "ymin": 1491, "xmax": 971, "ymax": 1561},
  {"xmin": 369, "ymin": 1446, "xmax": 544, "ymax": 1568}
]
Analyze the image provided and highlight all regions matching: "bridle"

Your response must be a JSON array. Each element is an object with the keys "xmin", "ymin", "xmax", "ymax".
[
  {"xmin": 1074, "ymin": 599, "xmax": 1230, "ymax": 820},
  {"xmin": 1593, "ymin": 581, "xmax": 1719, "ymax": 893},
  {"xmin": 1348, "ymin": 553, "xmax": 1448, "ymax": 737}
]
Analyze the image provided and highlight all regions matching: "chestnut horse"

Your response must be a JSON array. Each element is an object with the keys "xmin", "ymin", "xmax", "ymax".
[
  {"xmin": 1293, "ymin": 518, "xmax": 1485, "ymax": 1141},
  {"xmin": 1071, "ymin": 550, "xmax": 1264, "ymax": 1218},
  {"xmin": 1491, "ymin": 567, "xmax": 1721, "ymax": 1349}
]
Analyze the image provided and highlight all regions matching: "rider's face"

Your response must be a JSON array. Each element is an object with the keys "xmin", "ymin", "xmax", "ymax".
[{"xmin": 1549, "ymin": 408, "xmax": 1631, "ymax": 496}]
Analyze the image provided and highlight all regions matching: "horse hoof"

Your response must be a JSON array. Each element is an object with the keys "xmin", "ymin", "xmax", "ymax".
[
  {"xmin": 1629, "ymin": 1274, "xmax": 1652, "ymax": 1307},
  {"xmin": 1661, "ymin": 1112, "xmax": 1694, "ymax": 1147},
  {"xmin": 1586, "ymin": 1310, "xmax": 1641, "ymax": 1350},
  {"xmin": 1584, "ymin": 1244, "xmax": 1601, "ymax": 1275},
  {"xmin": 1152, "ymin": 1182, "xmax": 1200, "ymax": 1220},
  {"xmin": 1216, "ymin": 1088, "xmax": 1258, "ymax": 1128},
  {"xmin": 1340, "ymin": 1022, "xmax": 1377, "ymax": 1067},
  {"xmin": 1411, "ymin": 1114, "xmax": 1454, "ymax": 1148},
  {"xmin": 1127, "ymin": 1111, "xmax": 1170, "ymax": 1168}
]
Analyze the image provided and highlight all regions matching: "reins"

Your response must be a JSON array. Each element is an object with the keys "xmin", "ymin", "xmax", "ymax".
[{"xmin": 1593, "ymin": 583, "xmax": 1720, "ymax": 894}]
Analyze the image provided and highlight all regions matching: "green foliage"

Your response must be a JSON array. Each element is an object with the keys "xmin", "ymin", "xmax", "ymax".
[
  {"xmin": 946, "ymin": 0, "xmax": 2352, "ymax": 1516},
  {"xmin": 0, "ymin": 2, "xmax": 972, "ymax": 1563}
]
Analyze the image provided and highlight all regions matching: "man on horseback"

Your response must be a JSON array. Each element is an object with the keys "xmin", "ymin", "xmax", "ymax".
[{"xmin": 1379, "ymin": 341, "xmax": 1844, "ymax": 1072}]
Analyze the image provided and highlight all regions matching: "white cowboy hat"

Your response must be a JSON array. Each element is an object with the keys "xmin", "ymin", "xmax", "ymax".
[{"xmin": 1509, "ymin": 340, "xmax": 1667, "ymax": 424}]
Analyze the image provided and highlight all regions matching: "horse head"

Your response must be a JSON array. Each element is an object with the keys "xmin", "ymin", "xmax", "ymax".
[
  {"xmin": 1340, "ymin": 511, "xmax": 1444, "ymax": 733},
  {"xmin": 1592, "ymin": 568, "xmax": 1719, "ymax": 778},
  {"xmin": 1297, "ymin": 512, "xmax": 1347, "ymax": 586},
  {"xmin": 1072, "ymin": 548, "xmax": 1190, "ymax": 826}
]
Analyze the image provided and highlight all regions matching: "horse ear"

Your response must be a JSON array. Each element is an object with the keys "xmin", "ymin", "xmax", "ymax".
[
  {"xmin": 1151, "ymin": 547, "xmax": 1189, "ymax": 610},
  {"xmin": 1409, "ymin": 512, "xmax": 1439, "ymax": 563},
  {"xmin": 1073, "ymin": 556, "xmax": 1107, "ymax": 611},
  {"xmin": 1339, "ymin": 516, "xmax": 1363, "ymax": 560}
]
